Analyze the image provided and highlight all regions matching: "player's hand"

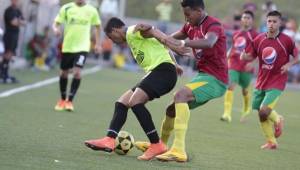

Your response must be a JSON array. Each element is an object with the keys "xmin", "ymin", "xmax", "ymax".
[
  {"xmin": 94, "ymin": 44, "xmax": 102, "ymax": 54},
  {"xmin": 133, "ymin": 24, "xmax": 152, "ymax": 33},
  {"xmin": 164, "ymin": 37, "xmax": 191, "ymax": 56},
  {"xmin": 281, "ymin": 63, "xmax": 292, "ymax": 74},
  {"xmin": 11, "ymin": 18, "xmax": 19, "ymax": 26},
  {"xmin": 245, "ymin": 62, "xmax": 254, "ymax": 72},
  {"xmin": 53, "ymin": 27, "xmax": 62, "ymax": 37},
  {"xmin": 175, "ymin": 64, "xmax": 184, "ymax": 76}
]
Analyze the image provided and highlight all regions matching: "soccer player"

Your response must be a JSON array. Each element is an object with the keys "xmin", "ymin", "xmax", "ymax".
[
  {"xmin": 53, "ymin": 0, "xmax": 101, "ymax": 111},
  {"xmin": 241, "ymin": 11, "xmax": 298, "ymax": 149},
  {"xmin": 0, "ymin": 0, "xmax": 25, "ymax": 83},
  {"xmin": 136, "ymin": 0, "xmax": 228, "ymax": 162},
  {"xmin": 220, "ymin": 10, "xmax": 259, "ymax": 123},
  {"xmin": 84, "ymin": 17, "xmax": 184, "ymax": 160}
]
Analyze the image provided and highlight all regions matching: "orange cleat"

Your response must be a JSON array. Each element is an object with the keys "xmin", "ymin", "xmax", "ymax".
[
  {"xmin": 84, "ymin": 137, "xmax": 115, "ymax": 153},
  {"xmin": 137, "ymin": 140, "xmax": 167, "ymax": 161},
  {"xmin": 54, "ymin": 99, "xmax": 66, "ymax": 111},
  {"xmin": 65, "ymin": 101, "xmax": 74, "ymax": 111},
  {"xmin": 274, "ymin": 116, "xmax": 284, "ymax": 138},
  {"xmin": 260, "ymin": 141, "xmax": 278, "ymax": 150}
]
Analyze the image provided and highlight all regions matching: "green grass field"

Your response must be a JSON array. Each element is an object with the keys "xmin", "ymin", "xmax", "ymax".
[{"xmin": 1, "ymin": 68, "xmax": 300, "ymax": 170}]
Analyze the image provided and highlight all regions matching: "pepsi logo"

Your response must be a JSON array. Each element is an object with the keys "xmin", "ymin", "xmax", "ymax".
[
  {"xmin": 234, "ymin": 37, "xmax": 246, "ymax": 52},
  {"xmin": 262, "ymin": 47, "xmax": 277, "ymax": 65}
]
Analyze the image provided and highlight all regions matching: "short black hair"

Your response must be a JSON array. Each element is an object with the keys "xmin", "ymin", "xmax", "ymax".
[
  {"xmin": 104, "ymin": 17, "xmax": 125, "ymax": 34},
  {"xmin": 243, "ymin": 10, "xmax": 254, "ymax": 19},
  {"xmin": 267, "ymin": 10, "xmax": 282, "ymax": 19},
  {"xmin": 181, "ymin": 0, "xmax": 205, "ymax": 10}
]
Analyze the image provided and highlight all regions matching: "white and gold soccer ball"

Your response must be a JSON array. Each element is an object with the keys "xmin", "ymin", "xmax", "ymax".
[{"xmin": 114, "ymin": 131, "xmax": 135, "ymax": 155}]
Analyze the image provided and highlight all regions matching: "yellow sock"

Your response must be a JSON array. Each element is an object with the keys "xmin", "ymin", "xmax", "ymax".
[
  {"xmin": 223, "ymin": 90, "xmax": 233, "ymax": 118},
  {"xmin": 260, "ymin": 120, "xmax": 277, "ymax": 143},
  {"xmin": 268, "ymin": 110, "xmax": 280, "ymax": 123},
  {"xmin": 171, "ymin": 103, "xmax": 190, "ymax": 153},
  {"xmin": 160, "ymin": 115, "xmax": 174, "ymax": 144},
  {"xmin": 242, "ymin": 91, "xmax": 251, "ymax": 116}
]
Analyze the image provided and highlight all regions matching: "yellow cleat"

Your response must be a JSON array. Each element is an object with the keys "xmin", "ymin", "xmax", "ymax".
[
  {"xmin": 156, "ymin": 148, "xmax": 188, "ymax": 162},
  {"xmin": 55, "ymin": 100, "xmax": 66, "ymax": 111},
  {"xmin": 220, "ymin": 115, "xmax": 231, "ymax": 123},
  {"xmin": 134, "ymin": 141, "xmax": 150, "ymax": 152},
  {"xmin": 65, "ymin": 101, "xmax": 74, "ymax": 111}
]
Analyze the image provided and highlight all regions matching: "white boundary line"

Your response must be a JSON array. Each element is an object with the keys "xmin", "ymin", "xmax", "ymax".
[{"xmin": 0, "ymin": 66, "xmax": 102, "ymax": 98}]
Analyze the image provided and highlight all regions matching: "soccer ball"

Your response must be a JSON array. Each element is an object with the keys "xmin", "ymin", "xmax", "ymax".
[{"xmin": 114, "ymin": 131, "xmax": 135, "ymax": 155}]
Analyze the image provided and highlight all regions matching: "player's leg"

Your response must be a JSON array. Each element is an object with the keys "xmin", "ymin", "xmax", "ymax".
[
  {"xmin": 221, "ymin": 70, "xmax": 238, "ymax": 122},
  {"xmin": 55, "ymin": 53, "xmax": 71, "ymax": 111},
  {"xmin": 239, "ymin": 72, "xmax": 253, "ymax": 122},
  {"xmin": 259, "ymin": 90, "xmax": 283, "ymax": 149},
  {"xmin": 66, "ymin": 52, "xmax": 87, "ymax": 111},
  {"xmin": 84, "ymin": 90, "xmax": 133, "ymax": 152}
]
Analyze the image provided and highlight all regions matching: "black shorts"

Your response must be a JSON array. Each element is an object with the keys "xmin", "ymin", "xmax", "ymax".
[
  {"xmin": 3, "ymin": 32, "xmax": 19, "ymax": 54},
  {"xmin": 60, "ymin": 52, "xmax": 88, "ymax": 70},
  {"xmin": 132, "ymin": 63, "xmax": 177, "ymax": 100}
]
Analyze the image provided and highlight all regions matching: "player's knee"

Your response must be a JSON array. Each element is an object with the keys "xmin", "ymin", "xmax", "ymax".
[
  {"xmin": 242, "ymin": 89, "xmax": 248, "ymax": 96},
  {"xmin": 128, "ymin": 99, "xmax": 143, "ymax": 108},
  {"xmin": 174, "ymin": 90, "xmax": 189, "ymax": 103},
  {"xmin": 258, "ymin": 108, "xmax": 270, "ymax": 122},
  {"xmin": 60, "ymin": 71, "xmax": 68, "ymax": 78}
]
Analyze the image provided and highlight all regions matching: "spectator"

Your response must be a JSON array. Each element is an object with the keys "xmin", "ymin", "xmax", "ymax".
[
  {"xmin": 101, "ymin": 36, "xmax": 113, "ymax": 64},
  {"xmin": 0, "ymin": 27, "xmax": 4, "ymax": 55},
  {"xmin": 100, "ymin": 0, "xmax": 119, "ymax": 24},
  {"xmin": 0, "ymin": 0, "xmax": 25, "ymax": 83},
  {"xmin": 155, "ymin": 0, "xmax": 173, "ymax": 33}
]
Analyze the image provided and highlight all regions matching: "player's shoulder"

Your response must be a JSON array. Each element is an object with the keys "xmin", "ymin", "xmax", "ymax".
[
  {"xmin": 253, "ymin": 33, "xmax": 266, "ymax": 42},
  {"xmin": 85, "ymin": 3, "xmax": 98, "ymax": 11},
  {"xmin": 205, "ymin": 16, "xmax": 222, "ymax": 26},
  {"xmin": 279, "ymin": 32, "xmax": 294, "ymax": 43}
]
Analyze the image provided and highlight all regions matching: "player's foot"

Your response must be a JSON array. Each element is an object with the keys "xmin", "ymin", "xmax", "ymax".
[
  {"xmin": 0, "ymin": 76, "xmax": 19, "ymax": 84},
  {"xmin": 240, "ymin": 110, "xmax": 251, "ymax": 123},
  {"xmin": 84, "ymin": 137, "xmax": 115, "ymax": 153},
  {"xmin": 137, "ymin": 140, "xmax": 167, "ymax": 161},
  {"xmin": 54, "ymin": 99, "xmax": 66, "ymax": 111},
  {"xmin": 65, "ymin": 101, "xmax": 74, "ymax": 112},
  {"xmin": 135, "ymin": 141, "xmax": 150, "ymax": 152},
  {"xmin": 274, "ymin": 115, "xmax": 284, "ymax": 138},
  {"xmin": 156, "ymin": 148, "xmax": 188, "ymax": 162},
  {"xmin": 220, "ymin": 115, "xmax": 231, "ymax": 122},
  {"xmin": 260, "ymin": 141, "xmax": 278, "ymax": 150}
]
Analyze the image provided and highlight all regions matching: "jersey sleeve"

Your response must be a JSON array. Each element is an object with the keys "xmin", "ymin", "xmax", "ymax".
[
  {"xmin": 180, "ymin": 23, "xmax": 189, "ymax": 34},
  {"xmin": 54, "ymin": 6, "xmax": 66, "ymax": 24},
  {"xmin": 4, "ymin": 9, "xmax": 14, "ymax": 23},
  {"xmin": 126, "ymin": 26, "xmax": 143, "ymax": 43},
  {"xmin": 290, "ymin": 41, "xmax": 299, "ymax": 59},
  {"xmin": 91, "ymin": 8, "xmax": 101, "ymax": 26}
]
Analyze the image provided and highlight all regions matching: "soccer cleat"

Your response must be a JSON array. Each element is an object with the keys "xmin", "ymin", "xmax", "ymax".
[
  {"xmin": 65, "ymin": 101, "xmax": 74, "ymax": 111},
  {"xmin": 54, "ymin": 99, "xmax": 66, "ymax": 111},
  {"xmin": 137, "ymin": 140, "xmax": 167, "ymax": 161},
  {"xmin": 84, "ymin": 137, "xmax": 115, "ymax": 153},
  {"xmin": 156, "ymin": 148, "xmax": 188, "ymax": 162},
  {"xmin": 260, "ymin": 141, "xmax": 278, "ymax": 150},
  {"xmin": 134, "ymin": 141, "xmax": 150, "ymax": 152},
  {"xmin": 220, "ymin": 115, "xmax": 231, "ymax": 122},
  {"xmin": 274, "ymin": 116, "xmax": 284, "ymax": 138}
]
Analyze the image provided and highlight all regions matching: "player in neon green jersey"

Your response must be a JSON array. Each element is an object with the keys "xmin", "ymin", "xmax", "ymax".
[
  {"xmin": 84, "ymin": 17, "xmax": 186, "ymax": 161},
  {"xmin": 53, "ymin": 0, "xmax": 101, "ymax": 111}
]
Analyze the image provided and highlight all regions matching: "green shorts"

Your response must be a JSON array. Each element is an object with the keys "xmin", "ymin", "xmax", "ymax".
[
  {"xmin": 252, "ymin": 89, "xmax": 282, "ymax": 110},
  {"xmin": 229, "ymin": 70, "xmax": 253, "ymax": 89},
  {"xmin": 185, "ymin": 72, "xmax": 227, "ymax": 109}
]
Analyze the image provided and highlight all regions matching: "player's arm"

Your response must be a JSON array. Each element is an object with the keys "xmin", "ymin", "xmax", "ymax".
[
  {"xmin": 52, "ymin": 21, "xmax": 62, "ymax": 37},
  {"xmin": 171, "ymin": 31, "xmax": 188, "ymax": 40},
  {"xmin": 94, "ymin": 24, "xmax": 102, "ymax": 53},
  {"xmin": 281, "ymin": 44, "xmax": 299, "ymax": 74},
  {"xmin": 169, "ymin": 51, "xmax": 184, "ymax": 76},
  {"xmin": 182, "ymin": 32, "xmax": 218, "ymax": 49}
]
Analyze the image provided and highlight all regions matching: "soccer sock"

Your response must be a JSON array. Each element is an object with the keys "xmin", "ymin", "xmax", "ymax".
[
  {"xmin": 242, "ymin": 89, "xmax": 251, "ymax": 116},
  {"xmin": 131, "ymin": 104, "xmax": 160, "ymax": 144},
  {"xmin": 0, "ymin": 59, "xmax": 9, "ymax": 79},
  {"xmin": 107, "ymin": 102, "xmax": 129, "ymax": 138},
  {"xmin": 268, "ymin": 110, "xmax": 280, "ymax": 124},
  {"xmin": 68, "ymin": 78, "xmax": 81, "ymax": 102},
  {"xmin": 223, "ymin": 90, "xmax": 233, "ymax": 118},
  {"xmin": 260, "ymin": 120, "xmax": 277, "ymax": 144},
  {"xmin": 160, "ymin": 115, "xmax": 174, "ymax": 144},
  {"xmin": 59, "ymin": 76, "xmax": 68, "ymax": 100},
  {"xmin": 171, "ymin": 103, "xmax": 190, "ymax": 153}
]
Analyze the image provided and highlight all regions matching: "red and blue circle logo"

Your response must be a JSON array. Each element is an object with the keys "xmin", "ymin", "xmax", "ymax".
[
  {"xmin": 262, "ymin": 47, "xmax": 277, "ymax": 65},
  {"xmin": 234, "ymin": 37, "xmax": 246, "ymax": 52}
]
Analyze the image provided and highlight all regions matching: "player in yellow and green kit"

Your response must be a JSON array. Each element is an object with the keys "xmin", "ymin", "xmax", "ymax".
[
  {"xmin": 84, "ymin": 17, "xmax": 185, "ymax": 161},
  {"xmin": 53, "ymin": 0, "xmax": 101, "ymax": 111}
]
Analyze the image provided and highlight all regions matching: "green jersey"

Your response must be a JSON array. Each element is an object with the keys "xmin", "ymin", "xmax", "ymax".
[
  {"xmin": 55, "ymin": 2, "xmax": 101, "ymax": 53},
  {"xmin": 126, "ymin": 25, "xmax": 174, "ymax": 72}
]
